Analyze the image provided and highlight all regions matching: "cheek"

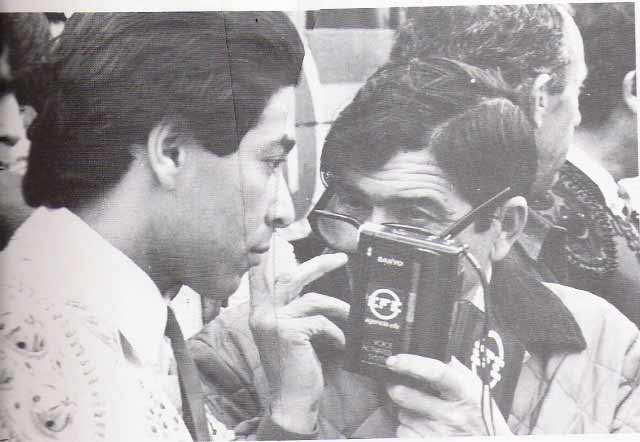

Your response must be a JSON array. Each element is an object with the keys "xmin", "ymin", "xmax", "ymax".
[
  {"xmin": 242, "ymin": 172, "xmax": 278, "ymax": 222},
  {"xmin": 457, "ymin": 231, "xmax": 494, "ymax": 291},
  {"xmin": 560, "ymin": 92, "xmax": 581, "ymax": 127}
]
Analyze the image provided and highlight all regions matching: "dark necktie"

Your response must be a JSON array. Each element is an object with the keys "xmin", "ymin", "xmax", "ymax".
[{"xmin": 165, "ymin": 306, "xmax": 211, "ymax": 441}]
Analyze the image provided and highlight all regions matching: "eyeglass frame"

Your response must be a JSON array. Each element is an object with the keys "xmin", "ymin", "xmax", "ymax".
[{"xmin": 308, "ymin": 173, "xmax": 514, "ymax": 251}]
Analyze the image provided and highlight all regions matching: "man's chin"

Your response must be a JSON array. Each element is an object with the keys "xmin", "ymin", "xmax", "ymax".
[{"xmin": 190, "ymin": 273, "xmax": 242, "ymax": 303}]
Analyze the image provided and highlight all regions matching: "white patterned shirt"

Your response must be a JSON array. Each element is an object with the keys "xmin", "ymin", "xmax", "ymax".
[{"xmin": 0, "ymin": 207, "xmax": 195, "ymax": 441}]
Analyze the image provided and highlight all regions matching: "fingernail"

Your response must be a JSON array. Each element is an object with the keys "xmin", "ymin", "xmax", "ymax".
[{"xmin": 387, "ymin": 356, "xmax": 397, "ymax": 367}]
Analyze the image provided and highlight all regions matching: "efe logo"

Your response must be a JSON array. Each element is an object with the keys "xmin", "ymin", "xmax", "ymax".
[
  {"xmin": 470, "ymin": 330, "xmax": 506, "ymax": 389},
  {"xmin": 368, "ymin": 288, "xmax": 403, "ymax": 321}
]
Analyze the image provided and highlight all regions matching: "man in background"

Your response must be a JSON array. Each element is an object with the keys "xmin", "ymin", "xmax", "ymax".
[
  {"xmin": 572, "ymin": 3, "xmax": 636, "ymax": 182},
  {"xmin": 570, "ymin": 3, "xmax": 638, "ymax": 216},
  {"xmin": 394, "ymin": 4, "xmax": 640, "ymax": 327}
]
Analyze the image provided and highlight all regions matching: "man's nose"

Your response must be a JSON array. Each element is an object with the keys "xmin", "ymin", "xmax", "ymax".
[
  {"xmin": 267, "ymin": 170, "xmax": 295, "ymax": 229},
  {"xmin": 573, "ymin": 105, "xmax": 582, "ymax": 128},
  {"xmin": 0, "ymin": 94, "xmax": 26, "ymax": 146}
]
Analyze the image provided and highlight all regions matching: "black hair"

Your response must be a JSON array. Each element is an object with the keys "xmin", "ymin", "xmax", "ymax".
[
  {"xmin": 392, "ymin": 5, "xmax": 570, "ymax": 94},
  {"xmin": 321, "ymin": 58, "xmax": 537, "ymax": 232},
  {"xmin": 23, "ymin": 12, "xmax": 304, "ymax": 209}
]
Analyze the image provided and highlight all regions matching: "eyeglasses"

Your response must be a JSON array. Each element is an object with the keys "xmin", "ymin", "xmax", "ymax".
[{"xmin": 308, "ymin": 185, "xmax": 513, "ymax": 254}]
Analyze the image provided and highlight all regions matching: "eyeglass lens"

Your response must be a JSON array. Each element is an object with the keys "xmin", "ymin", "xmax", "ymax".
[{"xmin": 314, "ymin": 215, "xmax": 360, "ymax": 254}]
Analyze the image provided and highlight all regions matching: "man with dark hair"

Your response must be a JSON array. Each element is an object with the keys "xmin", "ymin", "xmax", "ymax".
[
  {"xmin": 0, "ymin": 12, "xmax": 337, "ymax": 441},
  {"xmin": 0, "ymin": 13, "xmax": 50, "ymax": 249},
  {"xmin": 392, "ymin": 4, "xmax": 640, "ymax": 328},
  {"xmin": 191, "ymin": 56, "xmax": 640, "ymax": 437},
  {"xmin": 393, "ymin": 4, "xmax": 584, "ymax": 197}
]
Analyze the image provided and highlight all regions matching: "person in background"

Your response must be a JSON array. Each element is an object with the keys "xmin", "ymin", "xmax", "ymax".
[
  {"xmin": 572, "ymin": 3, "xmax": 636, "ymax": 183},
  {"xmin": 190, "ymin": 56, "xmax": 640, "ymax": 437},
  {"xmin": 0, "ymin": 13, "xmax": 49, "ymax": 249},
  {"xmin": 0, "ymin": 12, "xmax": 317, "ymax": 441},
  {"xmin": 570, "ymin": 3, "xmax": 638, "ymax": 218},
  {"xmin": 393, "ymin": 3, "xmax": 640, "ymax": 327}
]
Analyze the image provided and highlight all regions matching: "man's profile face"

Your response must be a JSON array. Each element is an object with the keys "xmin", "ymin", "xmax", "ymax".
[
  {"xmin": 534, "ymin": 11, "xmax": 587, "ymax": 191},
  {"xmin": 0, "ymin": 48, "xmax": 28, "ymax": 173},
  {"xmin": 167, "ymin": 86, "xmax": 296, "ymax": 298},
  {"xmin": 327, "ymin": 148, "xmax": 502, "ymax": 298}
]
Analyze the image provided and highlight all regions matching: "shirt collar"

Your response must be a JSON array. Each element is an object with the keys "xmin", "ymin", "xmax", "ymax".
[
  {"xmin": 489, "ymin": 250, "xmax": 586, "ymax": 355},
  {"xmin": 10, "ymin": 207, "xmax": 168, "ymax": 366}
]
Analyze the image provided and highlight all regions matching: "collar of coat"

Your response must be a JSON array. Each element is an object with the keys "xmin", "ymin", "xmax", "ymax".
[{"xmin": 490, "ymin": 251, "xmax": 586, "ymax": 356}]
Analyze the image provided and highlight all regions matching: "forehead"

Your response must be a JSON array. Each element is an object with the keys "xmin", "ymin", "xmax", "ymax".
[
  {"xmin": 337, "ymin": 149, "xmax": 470, "ymax": 210},
  {"xmin": 238, "ymin": 86, "xmax": 295, "ymax": 154},
  {"xmin": 561, "ymin": 11, "xmax": 588, "ymax": 84}
]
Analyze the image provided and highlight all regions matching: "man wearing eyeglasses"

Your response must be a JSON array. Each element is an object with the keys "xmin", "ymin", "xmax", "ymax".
[{"xmin": 191, "ymin": 56, "xmax": 640, "ymax": 438}]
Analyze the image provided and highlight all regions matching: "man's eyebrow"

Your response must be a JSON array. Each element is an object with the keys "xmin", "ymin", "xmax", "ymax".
[
  {"xmin": 332, "ymin": 179, "xmax": 455, "ymax": 219},
  {"xmin": 399, "ymin": 196, "xmax": 455, "ymax": 220}
]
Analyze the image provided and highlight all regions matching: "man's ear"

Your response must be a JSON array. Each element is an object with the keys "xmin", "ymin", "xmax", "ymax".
[
  {"xmin": 531, "ymin": 73, "xmax": 554, "ymax": 128},
  {"xmin": 490, "ymin": 196, "xmax": 528, "ymax": 263},
  {"xmin": 623, "ymin": 70, "xmax": 637, "ymax": 115},
  {"xmin": 146, "ymin": 123, "xmax": 186, "ymax": 190}
]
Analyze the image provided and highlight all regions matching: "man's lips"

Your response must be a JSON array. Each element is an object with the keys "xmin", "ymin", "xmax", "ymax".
[
  {"xmin": 250, "ymin": 245, "xmax": 271, "ymax": 254},
  {"xmin": 247, "ymin": 245, "xmax": 271, "ymax": 266}
]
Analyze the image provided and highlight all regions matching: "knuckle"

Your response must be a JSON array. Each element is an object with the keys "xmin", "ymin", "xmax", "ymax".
[
  {"xmin": 397, "ymin": 410, "xmax": 412, "ymax": 425},
  {"xmin": 396, "ymin": 425, "xmax": 409, "ymax": 438},
  {"xmin": 388, "ymin": 384, "xmax": 408, "ymax": 405},
  {"xmin": 249, "ymin": 314, "xmax": 277, "ymax": 332},
  {"xmin": 308, "ymin": 314, "xmax": 327, "ymax": 330},
  {"xmin": 279, "ymin": 326, "xmax": 302, "ymax": 342},
  {"xmin": 298, "ymin": 294, "xmax": 319, "ymax": 310},
  {"xmin": 275, "ymin": 272, "xmax": 294, "ymax": 284},
  {"xmin": 301, "ymin": 291, "xmax": 322, "ymax": 303}
]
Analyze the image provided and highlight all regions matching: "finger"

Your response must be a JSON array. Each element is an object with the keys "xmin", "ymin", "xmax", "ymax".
[
  {"xmin": 281, "ymin": 293, "xmax": 350, "ymax": 322},
  {"xmin": 247, "ymin": 233, "xmax": 297, "ymax": 306},
  {"xmin": 386, "ymin": 384, "xmax": 449, "ymax": 419},
  {"xmin": 397, "ymin": 409, "xmax": 437, "ymax": 437},
  {"xmin": 283, "ymin": 253, "xmax": 348, "ymax": 293},
  {"xmin": 396, "ymin": 422, "xmax": 425, "ymax": 439},
  {"xmin": 386, "ymin": 354, "xmax": 475, "ymax": 400},
  {"xmin": 248, "ymin": 250, "xmax": 277, "ymax": 309},
  {"xmin": 249, "ymin": 253, "xmax": 348, "ymax": 310},
  {"xmin": 294, "ymin": 315, "xmax": 346, "ymax": 349},
  {"xmin": 449, "ymin": 355, "xmax": 470, "ymax": 374},
  {"xmin": 232, "ymin": 417, "xmax": 262, "ymax": 435}
]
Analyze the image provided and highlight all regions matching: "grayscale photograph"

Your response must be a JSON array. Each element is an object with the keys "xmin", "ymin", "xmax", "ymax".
[{"xmin": 0, "ymin": 3, "xmax": 639, "ymax": 441}]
